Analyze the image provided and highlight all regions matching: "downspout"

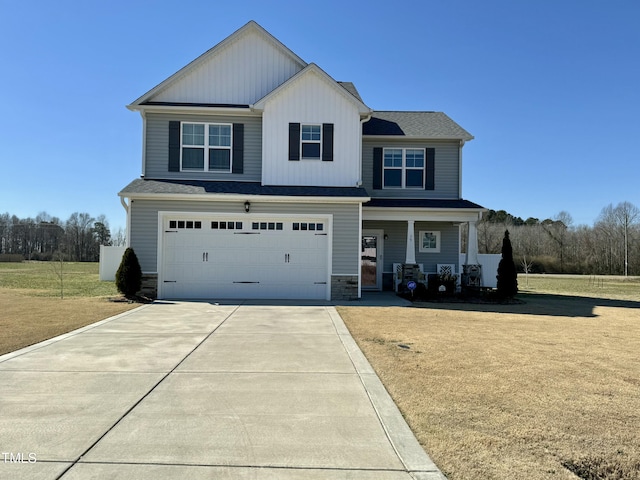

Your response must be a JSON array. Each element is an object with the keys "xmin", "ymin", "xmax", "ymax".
[
  {"xmin": 120, "ymin": 196, "xmax": 130, "ymax": 247},
  {"xmin": 458, "ymin": 139, "xmax": 465, "ymax": 198},
  {"xmin": 140, "ymin": 111, "xmax": 147, "ymax": 178},
  {"xmin": 358, "ymin": 112, "xmax": 372, "ymax": 187}
]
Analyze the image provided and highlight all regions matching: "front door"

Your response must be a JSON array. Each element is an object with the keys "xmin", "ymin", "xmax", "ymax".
[{"xmin": 361, "ymin": 230, "xmax": 384, "ymax": 290}]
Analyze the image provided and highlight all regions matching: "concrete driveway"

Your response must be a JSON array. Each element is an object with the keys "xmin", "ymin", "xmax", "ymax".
[{"xmin": 0, "ymin": 301, "xmax": 445, "ymax": 479}]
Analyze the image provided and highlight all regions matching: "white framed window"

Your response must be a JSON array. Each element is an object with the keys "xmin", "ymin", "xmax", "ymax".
[
  {"xmin": 181, "ymin": 122, "xmax": 232, "ymax": 172},
  {"xmin": 419, "ymin": 231, "xmax": 441, "ymax": 253},
  {"xmin": 301, "ymin": 124, "xmax": 321, "ymax": 159},
  {"xmin": 383, "ymin": 148, "xmax": 425, "ymax": 188}
]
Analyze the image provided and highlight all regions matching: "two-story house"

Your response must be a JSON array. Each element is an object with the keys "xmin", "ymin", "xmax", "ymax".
[{"xmin": 119, "ymin": 21, "xmax": 485, "ymax": 300}]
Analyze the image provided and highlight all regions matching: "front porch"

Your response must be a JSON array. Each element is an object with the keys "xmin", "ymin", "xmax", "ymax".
[{"xmin": 361, "ymin": 204, "xmax": 487, "ymax": 294}]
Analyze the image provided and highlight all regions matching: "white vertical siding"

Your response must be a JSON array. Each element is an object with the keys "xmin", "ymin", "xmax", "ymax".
[
  {"xmin": 153, "ymin": 31, "xmax": 303, "ymax": 105},
  {"xmin": 261, "ymin": 71, "xmax": 362, "ymax": 187}
]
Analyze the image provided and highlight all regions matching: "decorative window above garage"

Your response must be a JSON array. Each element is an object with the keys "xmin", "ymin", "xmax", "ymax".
[{"xmin": 168, "ymin": 121, "xmax": 244, "ymax": 174}]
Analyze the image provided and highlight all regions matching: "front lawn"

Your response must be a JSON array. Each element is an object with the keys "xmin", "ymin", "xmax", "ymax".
[
  {"xmin": 338, "ymin": 282, "xmax": 640, "ymax": 479},
  {"xmin": 0, "ymin": 262, "xmax": 139, "ymax": 355}
]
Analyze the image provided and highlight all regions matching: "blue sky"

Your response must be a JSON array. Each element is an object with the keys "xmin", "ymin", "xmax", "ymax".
[{"xmin": 1, "ymin": 0, "xmax": 638, "ymax": 231}]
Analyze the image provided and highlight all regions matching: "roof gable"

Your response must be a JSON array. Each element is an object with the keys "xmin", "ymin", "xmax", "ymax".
[
  {"xmin": 129, "ymin": 21, "xmax": 307, "ymax": 108},
  {"xmin": 253, "ymin": 63, "xmax": 371, "ymax": 115}
]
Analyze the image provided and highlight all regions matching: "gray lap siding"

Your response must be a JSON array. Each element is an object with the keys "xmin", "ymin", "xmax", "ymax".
[
  {"xmin": 363, "ymin": 220, "xmax": 460, "ymax": 289},
  {"xmin": 129, "ymin": 198, "xmax": 360, "ymax": 275},
  {"xmin": 144, "ymin": 112, "xmax": 262, "ymax": 181},
  {"xmin": 362, "ymin": 139, "xmax": 460, "ymax": 199}
]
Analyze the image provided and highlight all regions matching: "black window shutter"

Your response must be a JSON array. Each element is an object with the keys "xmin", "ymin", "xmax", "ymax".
[
  {"xmin": 373, "ymin": 147, "xmax": 383, "ymax": 189},
  {"xmin": 289, "ymin": 123, "xmax": 300, "ymax": 161},
  {"xmin": 232, "ymin": 123, "xmax": 244, "ymax": 174},
  {"xmin": 425, "ymin": 148, "xmax": 435, "ymax": 190},
  {"xmin": 322, "ymin": 123, "xmax": 334, "ymax": 161},
  {"xmin": 168, "ymin": 121, "xmax": 181, "ymax": 172}
]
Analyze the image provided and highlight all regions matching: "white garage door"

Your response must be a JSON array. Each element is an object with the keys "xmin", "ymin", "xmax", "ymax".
[{"xmin": 160, "ymin": 215, "xmax": 329, "ymax": 299}]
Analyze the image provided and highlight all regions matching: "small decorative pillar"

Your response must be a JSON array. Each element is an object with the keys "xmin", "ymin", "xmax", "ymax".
[
  {"xmin": 466, "ymin": 221, "xmax": 479, "ymax": 265},
  {"xmin": 463, "ymin": 220, "xmax": 482, "ymax": 287},
  {"xmin": 405, "ymin": 220, "xmax": 416, "ymax": 264}
]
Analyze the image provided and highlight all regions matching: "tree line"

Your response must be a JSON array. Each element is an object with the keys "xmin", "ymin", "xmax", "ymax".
[
  {"xmin": 464, "ymin": 201, "xmax": 640, "ymax": 276},
  {"xmin": 0, "ymin": 212, "xmax": 125, "ymax": 262}
]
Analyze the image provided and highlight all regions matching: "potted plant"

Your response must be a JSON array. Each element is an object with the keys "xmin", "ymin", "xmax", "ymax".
[{"xmin": 438, "ymin": 271, "xmax": 459, "ymax": 294}]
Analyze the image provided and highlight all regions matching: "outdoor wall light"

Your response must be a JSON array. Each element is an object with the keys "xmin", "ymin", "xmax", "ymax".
[
  {"xmin": 244, "ymin": 201, "xmax": 251, "ymax": 213},
  {"xmin": 384, "ymin": 234, "xmax": 389, "ymax": 240}
]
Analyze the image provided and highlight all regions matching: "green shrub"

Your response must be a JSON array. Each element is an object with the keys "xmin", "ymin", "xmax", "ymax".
[{"xmin": 115, "ymin": 248, "xmax": 142, "ymax": 297}]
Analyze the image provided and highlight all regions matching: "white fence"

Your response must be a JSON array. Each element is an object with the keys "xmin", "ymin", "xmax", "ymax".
[
  {"xmin": 99, "ymin": 246, "xmax": 126, "ymax": 281},
  {"xmin": 459, "ymin": 254, "xmax": 501, "ymax": 288}
]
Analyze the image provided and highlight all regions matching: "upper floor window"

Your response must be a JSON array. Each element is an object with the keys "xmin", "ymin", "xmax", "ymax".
[
  {"xmin": 288, "ymin": 123, "xmax": 334, "ymax": 162},
  {"xmin": 383, "ymin": 148, "xmax": 425, "ymax": 188},
  {"xmin": 301, "ymin": 124, "xmax": 321, "ymax": 159},
  {"xmin": 182, "ymin": 123, "xmax": 232, "ymax": 172}
]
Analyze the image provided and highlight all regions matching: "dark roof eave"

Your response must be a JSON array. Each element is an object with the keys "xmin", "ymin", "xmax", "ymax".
[
  {"xmin": 119, "ymin": 178, "xmax": 370, "ymax": 199},
  {"xmin": 140, "ymin": 101, "xmax": 251, "ymax": 109},
  {"xmin": 364, "ymin": 198, "xmax": 486, "ymax": 210}
]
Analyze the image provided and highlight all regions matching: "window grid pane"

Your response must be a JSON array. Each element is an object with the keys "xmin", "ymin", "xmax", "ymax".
[
  {"xmin": 301, "ymin": 125, "xmax": 321, "ymax": 141},
  {"xmin": 182, "ymin": 148, "xmax": 205, "ymax": 170},
  {"xmin": 209, "ymin": 124, "xmax": 231, "ymax": 147},
  {"xmin": 302, "ymin": 142, "xmax": 321, "ymax": 158},
  {"xmin": 423, "ymin": 233, "xmax": 437, "ymax": 249},
  {"xmin": 182, "ymin": 124, "xmax": 204, "ymax": 146},
  {"xmin": 406, "ymin": 169, "xmax": 424, "ymax": 187},
  {"xmin": 384, "ymin": 149, "xmax": 402, "ymax": 167},
  {"xmin": 405, "ymin": 149, "xmax": 424, "ymax": 168},
  {"xmin": 384, "ymin": 169, "xmax": 402, "ymax": 187},
  {"xmin": 209, "ymin": 149, "xmax": 231, "ymax": 170}
]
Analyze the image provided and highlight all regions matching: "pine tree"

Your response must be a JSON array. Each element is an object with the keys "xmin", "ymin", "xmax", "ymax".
[
  {"xmin": 496, "ymin": 230, "xmax": 518, "ymax": 297},
  {"xmin": 115, "ymin": 247, "xmax": 142, "ymax": 298}
]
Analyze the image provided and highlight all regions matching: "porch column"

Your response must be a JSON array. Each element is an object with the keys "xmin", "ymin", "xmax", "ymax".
[
  {"xmin": 405, "ymin": 220, "xmax": 416, "ymax": 264},
  {"xmin": 466, "ymin": 220, "xmax": 479, "ymax": 265}
]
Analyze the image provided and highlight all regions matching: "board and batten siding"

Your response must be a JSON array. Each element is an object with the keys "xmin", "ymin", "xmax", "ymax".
[
  {"xmin": 362, "ymin": 139, "xmax": 460, "ymax": 199},
  {"xmin": 152, "ymin": 30, "xmax": 303, "ymax": 105},
  {"xmin": 129, "ymin": 199, "xmax": 360, "ymax": 275},
  {"xmin": 144, "ymin": 112, "xmax": 262, "ymax": 181},
  {"xmin": 363, "ymin": 220, "xmax": 460, "ymax": 274},
  {"xmin": 261, "ymin": 71, "xmax": 362, "ymax": 187}
]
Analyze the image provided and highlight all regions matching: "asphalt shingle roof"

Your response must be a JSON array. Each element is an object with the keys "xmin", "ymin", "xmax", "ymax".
[
  {"xmin": 120, "ymin": 179, "xmax": 370, "ymax": 198},
  {"xmin": 337, "ymin": 82, "xmax": 364, "ymax": 103},
  {"xmin": 363, "ymin": 111, "xmax": 473, "ymax": 141}
]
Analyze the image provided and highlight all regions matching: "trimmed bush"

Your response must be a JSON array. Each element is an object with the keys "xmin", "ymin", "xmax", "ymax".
[
  {"xmin": 497, "ymin": 230, "xmax": 518, "ymax": 298},
  {"xmin": 115, "ymin": 248, "xmax": 142, "ymax": 297}
]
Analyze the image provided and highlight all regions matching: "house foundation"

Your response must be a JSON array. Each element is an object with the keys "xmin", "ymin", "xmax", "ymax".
[{"xmin": 331, "ymin": 276, "xmax": 359, "ymax": 300}]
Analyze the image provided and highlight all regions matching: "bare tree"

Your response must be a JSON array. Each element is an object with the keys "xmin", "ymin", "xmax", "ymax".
[
  {"xmin": 542, "ymin": 211, "xmax": 573, "ymax": 272},
  {"xmin": 521, "ymin": 255, "xmax": 534, "ymax": 287},
  {"xmin": 613, "ymin": 202, "xmax": 640, "ymax": 276},
  {"xmin": 111, "ymin": 227, "xmax": 127, "ymax": 247},
  {"xmin": 50, "ymin": 250, "xmax": 66, "ymax": 299}
]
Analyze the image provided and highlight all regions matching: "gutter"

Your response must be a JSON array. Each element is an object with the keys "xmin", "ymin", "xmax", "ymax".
[{"xmin": 118, "ymin": 191, "xmax": 371, "ymax": 205}]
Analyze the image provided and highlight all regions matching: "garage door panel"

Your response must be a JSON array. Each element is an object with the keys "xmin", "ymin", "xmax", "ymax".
[{"xmin": 161, "ymin": 216, "xmax": 330, "ymax": 299}]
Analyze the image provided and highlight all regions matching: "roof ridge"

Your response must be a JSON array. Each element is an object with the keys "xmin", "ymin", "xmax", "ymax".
[{"xmin": 372, "ymin": 110, "xmax": 439, "ymax": 113}]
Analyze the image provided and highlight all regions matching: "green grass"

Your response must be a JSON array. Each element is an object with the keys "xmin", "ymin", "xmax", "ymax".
[
  {"xmin": 0, "ymin": 261, "xmax": 120, "ymax": 297},
  {"xmin": 519, "ymin": 273, "xmax": 640, "ymax": 301}
]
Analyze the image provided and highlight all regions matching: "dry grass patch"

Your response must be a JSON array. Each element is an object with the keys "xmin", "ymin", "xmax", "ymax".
[
  {"xmin": 338, "ymin": 294, "xmax": 640, "ymax": 479},
  {"xmin": 0, "ymin": 289, "xmax": 139, "ymax": 355}
]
